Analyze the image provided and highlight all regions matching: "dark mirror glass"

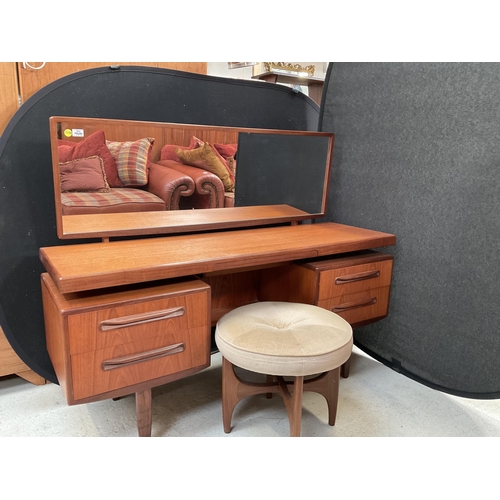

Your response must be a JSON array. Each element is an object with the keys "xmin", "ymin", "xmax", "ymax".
[{"xmin": 235, "ymin": 133, "xmax": 331, "ymax": 214}]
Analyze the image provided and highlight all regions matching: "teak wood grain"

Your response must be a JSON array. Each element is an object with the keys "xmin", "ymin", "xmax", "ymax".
[
  {"xmin": 40, "ymin": 223, "xmax": 396, "ymax": 294},
  {"xmin": 61, "ymin": 205, "xmax": 311, "ymax": 239}
]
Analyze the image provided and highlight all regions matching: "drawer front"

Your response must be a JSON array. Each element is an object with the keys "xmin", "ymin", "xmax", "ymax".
[
  {"xmin": 71, "ymin": 325, "xmax": 209, "ymax": 400},
  {"xmin": 68, "ymin": 291, "xmax": 209, "ymax": 355},
  {"xmin": 318, "ymin": 259, "xmax": 393, "ymax": 301},
  {"xmin": 318, "ymin": 286, "xmax": 390, "ymax": 326}
]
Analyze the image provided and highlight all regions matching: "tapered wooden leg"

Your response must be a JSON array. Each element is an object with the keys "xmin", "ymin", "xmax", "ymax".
[
  {"xmin": 266, "ymin": 375, "xmax": 274, "ymax": 399},
  {"xmin": 290, "ymin": 376, "xmax": 304, "ymax": 437},
  {"xmin": 221, "ymin": 357, "xmax": 240, "ymax": 433},
  {"xmin": 303, "ymin": 367, "xmax": 340, "ymax": 426},
  {"xmin": 282, "ymin": 376, "xmax": 304, "ymax": 437},
  {"xmin": 341, "ymin": 355, "xmax": 351, "ymax": 378},
  {"xmin": 136, "ymin": 389, "xmax": 152, "ymax": 437},
  {"xmin": 321, "ymin": 368, "xmax": 339, "ymax": 426}
]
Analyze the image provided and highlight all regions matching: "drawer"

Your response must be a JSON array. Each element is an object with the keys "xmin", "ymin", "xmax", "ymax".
[
  {"xmin": 317, "ymin": 258, "xmax": 393, "ymax": 301},
  {"xmin": 318, "ymin": 286, "xmax": 391, "ymax": 326},
  {"xmin": 71, "ymin": 325, "xmax": 209, "ymax": 400},
  {"xmin": 68, "ymin": 290, "xmax": 209, "ymax": 355}
]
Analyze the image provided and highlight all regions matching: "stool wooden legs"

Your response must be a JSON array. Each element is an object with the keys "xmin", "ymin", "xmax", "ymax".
[{"xmin": 221, "ymin": 357, "xmax": 340, "ymax": 436}]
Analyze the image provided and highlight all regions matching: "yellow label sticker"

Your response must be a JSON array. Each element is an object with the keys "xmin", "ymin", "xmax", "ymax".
[{"xmin": 63, "ymin": 129, "xmax": 72, "ymax": 137}]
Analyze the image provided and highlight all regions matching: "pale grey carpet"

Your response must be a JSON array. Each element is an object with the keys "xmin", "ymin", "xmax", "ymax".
[{"xmin": 1, "ymin": 347, "xmax": 500, "ymax": 438}]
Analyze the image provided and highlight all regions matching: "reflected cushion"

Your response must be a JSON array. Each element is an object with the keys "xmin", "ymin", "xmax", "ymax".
[
  {"xmin": 214, "ymin": 143, "xmax": 237, "ymax": 159},
  {"xmin": 59, "ymin": 156, "xmax": 110, "ymax": 193},
  {"xmin": 225, "ymin": 155, "xmax": 236, "ymax": 177},
  {"xmin": 160, "ymin": 136, "xmax": 203, "ymax": 161},
  {"xmin": 175, "ymin": 142, "xmax": 235, "ymax": 192},
  {"xmin": 106, "ymin": 137, "xmax": 155, "ymax": 187},
  {"xmin": 58, "ymin": 130, "xmax": 123, "ymax": 188}
]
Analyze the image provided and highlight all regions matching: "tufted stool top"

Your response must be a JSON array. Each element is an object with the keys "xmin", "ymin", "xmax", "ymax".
[{"xmin": 215, "ymin": 301, "xmax": 353, "ymax": 377}]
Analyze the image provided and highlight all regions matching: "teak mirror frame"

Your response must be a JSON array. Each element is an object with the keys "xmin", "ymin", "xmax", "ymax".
[{"xmin": 49, "ymin": 116, "xmax": 334, "ymax": 240}]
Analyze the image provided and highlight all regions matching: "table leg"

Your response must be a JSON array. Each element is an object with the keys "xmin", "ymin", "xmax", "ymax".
[
  {"xmin": 341, "ymin": 355, "xmax": 352, "ymax": 378},
  {"xmin": 136, "ymin": 388, "xmax": 152, "ymax": 437}
]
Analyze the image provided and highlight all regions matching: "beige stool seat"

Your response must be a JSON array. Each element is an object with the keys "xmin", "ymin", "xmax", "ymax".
[{"xmin": 215, "ymin": 301, "xmax": 353, "ymax": 436}]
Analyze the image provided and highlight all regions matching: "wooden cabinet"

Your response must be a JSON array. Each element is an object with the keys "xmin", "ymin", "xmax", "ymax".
[
  {"xmin": 41, "ymin": 273, "xmax": 211, "ymax": 435},
  {"xmin": 0, "ymin": 326, "xmax": 47, "ymax": 385}
]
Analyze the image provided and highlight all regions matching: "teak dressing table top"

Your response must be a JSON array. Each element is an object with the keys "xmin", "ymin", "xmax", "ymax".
[{"xmin": 40, "ymin": 222, "xmax": 396, "ymax": 294}]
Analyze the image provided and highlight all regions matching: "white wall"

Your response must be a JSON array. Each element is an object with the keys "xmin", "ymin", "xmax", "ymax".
[
  {"xmin": 207, "ymin": 62, "xmax": 328, "ymax": 99},
  {"xmin": 207, "ymin": 62, "xmax": 328, "ymax": 80}
]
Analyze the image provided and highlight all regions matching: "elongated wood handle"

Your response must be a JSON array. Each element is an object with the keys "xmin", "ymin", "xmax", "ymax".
[
  {"xmin": 335, "ymin": 270, "xmax": 380, "ymax": 284},
  {"xmin": 332, "ymin": 297, "xmax": 377, "ymax": 312},
  {"xmin": 99, "ymin": 307, "xmax": 185, "ymax": 331},
  {"xmin": 101, "ymin": 343, "xmax": 185, "ymax": 371}
]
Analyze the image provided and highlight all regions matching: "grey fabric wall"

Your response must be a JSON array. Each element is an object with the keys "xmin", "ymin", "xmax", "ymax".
[{"xmin": 320, "ymin": 62, "xmax": 500, "ymax": 398}]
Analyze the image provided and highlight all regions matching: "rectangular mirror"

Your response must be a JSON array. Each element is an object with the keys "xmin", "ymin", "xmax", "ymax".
[{"xmin": 49, "ymin": 116, "xmax": 334, "ymax": 240}]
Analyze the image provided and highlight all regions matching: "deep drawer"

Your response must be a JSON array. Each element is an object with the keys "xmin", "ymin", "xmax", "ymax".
[{"xmin": 71, "ymin": 325, "xmax": 209, "ymax": 400}]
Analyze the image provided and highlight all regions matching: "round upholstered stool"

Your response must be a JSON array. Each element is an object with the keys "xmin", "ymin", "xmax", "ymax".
[{"xmin": 215, "ymin": 301, "xmax": 353, "ymax": 437}]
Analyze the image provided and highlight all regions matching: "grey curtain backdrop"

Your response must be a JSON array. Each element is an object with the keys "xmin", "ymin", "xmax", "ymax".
[{"xmin": 319, "ymin": 62, "xmax": 500, "ymax": 398}]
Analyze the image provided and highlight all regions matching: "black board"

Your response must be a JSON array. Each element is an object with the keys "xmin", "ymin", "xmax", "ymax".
[{"xmin": 0, "ymin": 65, "xmax": 319, "ymax": 382}]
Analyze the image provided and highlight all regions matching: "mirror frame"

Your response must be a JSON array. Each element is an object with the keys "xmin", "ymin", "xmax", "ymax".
[{"xmin": 50, "ymin": 116, "xmax": 334, "ymax": 240}]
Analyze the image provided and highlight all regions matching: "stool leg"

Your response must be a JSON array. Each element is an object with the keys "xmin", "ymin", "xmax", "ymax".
[
  {"xmin": 221, "ymin": 356, "xmax": 240, "ymax": 433},
  {"xmin": 303, "ymin": 367, "xmax": 340, "ymax": 426},
  {"xmin": 283, "ymin": 376, "xmax": 304, "ymax": 437},
  {"xmin": 323, "ymin": 367, "xmax": 340, "ymax": 426}
]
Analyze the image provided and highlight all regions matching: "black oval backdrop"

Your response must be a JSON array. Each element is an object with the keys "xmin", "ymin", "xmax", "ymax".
[
  {"xmin": 0, "ymin": 65, "xmax": 319, "ymax": 383},
  {"xmin": 319, "ymin": 62, "xmax": 500, "ymax": 398}
]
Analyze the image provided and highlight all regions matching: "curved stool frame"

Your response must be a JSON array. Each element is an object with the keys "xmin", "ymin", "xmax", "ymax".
[{"xmin": 221, "ymin": 357, "xmax": 340, "ymax": 437}]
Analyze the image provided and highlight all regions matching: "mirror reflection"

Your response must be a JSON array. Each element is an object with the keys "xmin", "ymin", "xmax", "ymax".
[{"xmin": 50, "ymin": 117, "xmax": 334, "ymax": 240}]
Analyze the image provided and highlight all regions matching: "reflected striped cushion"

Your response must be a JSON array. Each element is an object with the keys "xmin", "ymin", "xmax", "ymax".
[{"xmin": 106, "ymin": 137, "xmax": 155, "ymax": 187}]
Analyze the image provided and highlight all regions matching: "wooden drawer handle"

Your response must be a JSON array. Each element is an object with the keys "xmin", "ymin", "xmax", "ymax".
[
  {"xmin": 99, "ymin": 307, "xmax": 185, "ymax": 331},
  {"xmin": 101, "ymin": 343, "xmax": 185, "ymax": 371},
  {"xmin": 335, "ymin": 270, "xmax": 380, "ymax": 284},
  {"xmin": 332, "ymin": 297, "xmax": 377, "ymax": 312}
]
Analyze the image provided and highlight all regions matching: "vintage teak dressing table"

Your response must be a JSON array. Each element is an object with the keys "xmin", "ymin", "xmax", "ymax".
[{"xmin": 39, "ymin": 117, "xmax": 396, "ymax": 436}]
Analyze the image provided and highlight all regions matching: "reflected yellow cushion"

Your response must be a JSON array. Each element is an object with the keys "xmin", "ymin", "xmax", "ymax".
[{"xmin": 176, "ymin": 142, "xmax": 235, "ymax": 192}]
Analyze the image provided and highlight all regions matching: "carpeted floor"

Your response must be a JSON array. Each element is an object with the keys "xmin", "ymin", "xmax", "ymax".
[{"xmin": 1, "ymin": 346, "xmax": 500, "ymax": 438}]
